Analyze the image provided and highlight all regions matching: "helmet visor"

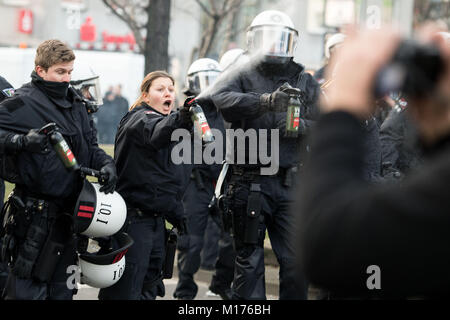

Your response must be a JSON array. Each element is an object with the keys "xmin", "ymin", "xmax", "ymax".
[
  {"xmin": 249, "ymin": 26, "xmax": 298, "ymax": 57},
  {"xmin": 71, "ymin": 76, "xmax": 103, "ymax": 106},
  {"xmin": 186, "ymin": 70, "xmax": 221, "ymax": 95}
]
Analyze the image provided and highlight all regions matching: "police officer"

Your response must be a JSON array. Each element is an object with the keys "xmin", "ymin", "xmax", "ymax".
[
  {"xmin": 380, "ymin": 96, "xmax": 424, "ymax": 179},
  {"xmin": 314, "ymin": 33, "xmax": 346, "ymax": 86},
  {"xmin": 0, "ymin": 40, "xmax": 117, "ymax": 300},
  {"xmin": 99, "ymin": 71, "xmax": 192, "ymax": 300},
  {"xmin": 206, "ymin": 49, "xmax": 251, "ymax": 299},
  {"xmin": 0, "ymin": 75, "xmax": 14, "ymax": 294},
  {"xmin": 173, "ymin": 58, "xmax": 226, "ymax": 300},
  {"xmin": 210, "ymin": 10, "xmax": 321, "ymax": 300}
]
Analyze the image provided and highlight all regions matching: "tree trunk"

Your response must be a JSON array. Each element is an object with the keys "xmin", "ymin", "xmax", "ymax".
[{"xmin": 144, "ymin": 0, "xmax": 171, "ymax": 74}]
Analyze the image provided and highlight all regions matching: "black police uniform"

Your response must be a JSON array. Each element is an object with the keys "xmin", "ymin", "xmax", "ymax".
[
  {"xmin": 99, "ymin": 102, "xmax": 192, "ymax": 300},
  {"xmin": 174, "ymin": 96, "xmax": 228, "ymax": 299},
  {"xmin": 211, "ymin": 59, "xmax": 321, "ymax": 299},
  {"xmin": 0, "ymin": 72, "xmax": 114, "ymax": 300},
  {"xmin": 0, "ymin": 75, "xmax": 14, "ymax": 294},
  {"xmin": 362, "ymin": 117, "xmax": 383, "ymax": 182},
  {"xmin": 380, "ymin": 109, "xmax": 423, "ymax": 179}
]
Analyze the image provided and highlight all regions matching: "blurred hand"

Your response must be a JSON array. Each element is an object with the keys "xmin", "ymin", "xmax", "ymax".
[{"xmin": 321, "ymin": 27, "xmax": 401, "ymax": 119}]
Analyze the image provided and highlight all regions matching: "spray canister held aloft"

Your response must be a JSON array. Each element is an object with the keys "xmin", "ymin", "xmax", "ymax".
[
  {"xmin": 283, "ymin": 85, "xmax": 303, "ymax": 138},
  {"xmin": 39, "ymin": 123, "xmax": 80, "ymax": 171},
  {"xmin": 188, "ymin": 99, "xmax": 215, "ymax": 143}
]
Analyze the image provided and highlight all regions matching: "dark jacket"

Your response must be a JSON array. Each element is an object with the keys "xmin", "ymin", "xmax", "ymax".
[
  {"xmin": 210, "ymin": 59, "xmax": 321, "ymax": 170},
  {"xmin": 297, "ymin": 111, "xmax": 450, "ymax": 298},
  {"xmin": 0, "ymin": 75, "xmax": 112, "ymax": 203},
  {"xmin": 114, "ymin": 103, "xmax": 192, "ymax": 220}
]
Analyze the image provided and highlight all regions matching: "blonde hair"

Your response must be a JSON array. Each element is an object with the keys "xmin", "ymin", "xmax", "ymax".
[
  {"xmin": 130, "ymin": 71, "xmax": 175, "ymax": 111},
  {"xmin": 35, "ymin": 39, "xmax": 75, "ymax": 70}
]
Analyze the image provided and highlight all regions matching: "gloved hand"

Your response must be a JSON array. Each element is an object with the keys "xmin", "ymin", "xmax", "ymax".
[
  {"xmin": 179, "ymin": 96, "xmax": 195, "ymax": 128},
  {"xmin": 99, "ymin": 161, "xmax": 118, "ymax": 194},
  {"xmin": 260, "ymin": 90, "xmax": 290, "ymax": 113},
  {"xmin": 7, "ymin": 129, "xmax": 50, "ymax": 154}
]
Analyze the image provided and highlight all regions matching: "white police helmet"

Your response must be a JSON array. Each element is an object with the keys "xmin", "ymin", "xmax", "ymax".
[
  {"xmin": 219, "ymin": 48, "xmax": 250, "ymax": 71},
  {"xmin": 247, "ymin": 10, "xmax": 298, "ymax": 62},
  {"xmin": 78, "ymin": 232, "xmax": 134, "ymax": 288},
  {"xmin": 73, "ymin": 180, "xmax": 127, "ymax": 238},
  {"xmin": 325, "ymin": 33, "xmax": 346, "ymax": 59},
  {"xmin": 185, "ymin": 58, "xmax": 222, "ymax": 95}
]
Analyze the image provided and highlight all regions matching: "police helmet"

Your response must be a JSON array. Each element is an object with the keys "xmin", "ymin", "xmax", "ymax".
[
  {"xmin": 78, "ymin": 232, "xmax": 134, "ymax": 288},
  {"xmin": 73, "ymin": 180, "xmax": 127, "ymax": 238},
  {"xmin": 325, "ymin": 33, "xmax": 346, "ymax": 59},
  {"xmin": 185, "ymin": 58, "xmax": 222, "ymax": 96},
  {"xmin": 247, "ymin": 10, "xmax": 298, "ymax": 63},
  {"xmin": 219, "ymin": 48, "xmax": 250, "ymax": 72}
]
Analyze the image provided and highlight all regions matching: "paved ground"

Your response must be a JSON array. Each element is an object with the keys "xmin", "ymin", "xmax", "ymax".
[
  {"xmin": 74, "ymin": 238, "xmax": 281, "ymax": 300},
  {"xmin": 74, "ymin": 263, "xmax": 280, "ymax": 300}
]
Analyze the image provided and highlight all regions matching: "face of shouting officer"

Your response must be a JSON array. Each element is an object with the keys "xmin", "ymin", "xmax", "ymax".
[{"xmin": 142, "ymin": 76, "xmax": 175, "ymax": 115}]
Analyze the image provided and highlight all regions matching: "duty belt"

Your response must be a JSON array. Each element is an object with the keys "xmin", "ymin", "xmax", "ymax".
[
  {"xmin": 127, "ymin": 207, "xmax": 164, "ymax": 218},
  {"xmin": 231, "ymin": 165, "xmax": 299, "ymax": 187},
  {"xmin": 12, "ymin": 188, "xmax": 63, "ymax": 218}
]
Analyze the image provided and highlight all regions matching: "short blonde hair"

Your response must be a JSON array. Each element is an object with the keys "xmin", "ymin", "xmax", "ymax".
[{"xmin": 35, "ymin": 39, "xmax": 75, "ymax": 70}]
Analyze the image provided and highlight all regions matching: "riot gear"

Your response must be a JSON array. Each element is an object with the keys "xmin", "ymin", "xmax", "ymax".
[
  {"xmin": 219, "ymin": 48, "xmax": 249, "ymax": 72},
  {"xmin": 184, "ymin": 58, "xmax": 221, "ymax": 96},
  {"xmin": 78, "ymin": 232, "xmax": 133, "ymax": 288},
  {"xmin": 73, "ymin": 180, "xmax": 127, "ymax": 238},
  {"xmin": 247, "ymin": 10, "xmax": 298, "ymax": 64},
  {"xmin": 325, "ymin": 33, "xmax": 346, "ymax": 59}
]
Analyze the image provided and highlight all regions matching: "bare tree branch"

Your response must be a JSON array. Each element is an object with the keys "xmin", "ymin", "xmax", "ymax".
[
  {"xmin": 195, "ymin": 0, "xmax": 213, "ymax": 17},
  {"xmin": 102, "ymin": 0, "xmax": 146, "ymax": 51}
]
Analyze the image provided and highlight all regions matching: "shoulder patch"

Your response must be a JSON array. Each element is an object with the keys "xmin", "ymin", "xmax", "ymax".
[{"xmin": 1, "ymin": 88, "xmax": 14, "ymax": 98}]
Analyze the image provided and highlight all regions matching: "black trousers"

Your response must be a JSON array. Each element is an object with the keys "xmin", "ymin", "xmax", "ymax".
[
  {"xmin": 227, "ymin": 173, "xmax": 308, "ymax": 300},
  {"xmin": 174, "ymin": 178, "xmax": 222, "ymax": 299},
  {"xmin": 99, "ymin": 214, "xmax": 166, "ymax": 300},
  {"xmin": 3, "ymin": 239, "xmax": 77, "ymax": 300}
]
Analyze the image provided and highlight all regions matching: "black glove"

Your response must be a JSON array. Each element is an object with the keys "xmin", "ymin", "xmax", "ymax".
[
  {"xmin": 179, "ymin": 96, "xmax": 195, "ymax": 128},
  {"xmin": 7, "ymin": 129, "xmax": 50, "ymax": 154},
  {"xmin": 260, "ymin": 90, "xmax": 290, "ymax": 113},
  {"xmin": 99, "ymin": 161, "xmax": 118, "ymax": 194}
]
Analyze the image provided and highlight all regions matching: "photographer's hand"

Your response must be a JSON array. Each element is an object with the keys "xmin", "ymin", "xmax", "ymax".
[{"xmin": 321, "ymin": 28, "xmax": 401, "ymax": 119}]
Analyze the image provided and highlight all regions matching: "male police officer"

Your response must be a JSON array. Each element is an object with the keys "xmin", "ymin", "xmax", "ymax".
[
  {"xmin": 0, "ymin": 40, "xmax": 116, "ymax": 300},
  {"xmin": 173, "ymin": 58, "xmax": 226, "ymax": 300},
  {"xmin": 0, "ymin": 75, "xmax": 14, "ymax": 294},
  {"xmin": 210, "ymin": 10, "xmax": 321, "ymax": 300}
]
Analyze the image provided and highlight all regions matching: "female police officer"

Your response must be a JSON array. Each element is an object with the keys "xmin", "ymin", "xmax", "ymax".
[{"xmin": 99, "ymin": 71, "xmax": 192, "ymax": 300}]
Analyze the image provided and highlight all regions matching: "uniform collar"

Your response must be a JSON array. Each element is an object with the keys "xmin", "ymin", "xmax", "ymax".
[{"xmin": 139, "ymin": 102, "xmax": 166, "ymax": 116}]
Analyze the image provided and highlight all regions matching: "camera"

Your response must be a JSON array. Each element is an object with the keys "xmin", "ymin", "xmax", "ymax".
[{"xmin": 374, "ymin": 39, "xmax": 444, "ymax": 99}]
